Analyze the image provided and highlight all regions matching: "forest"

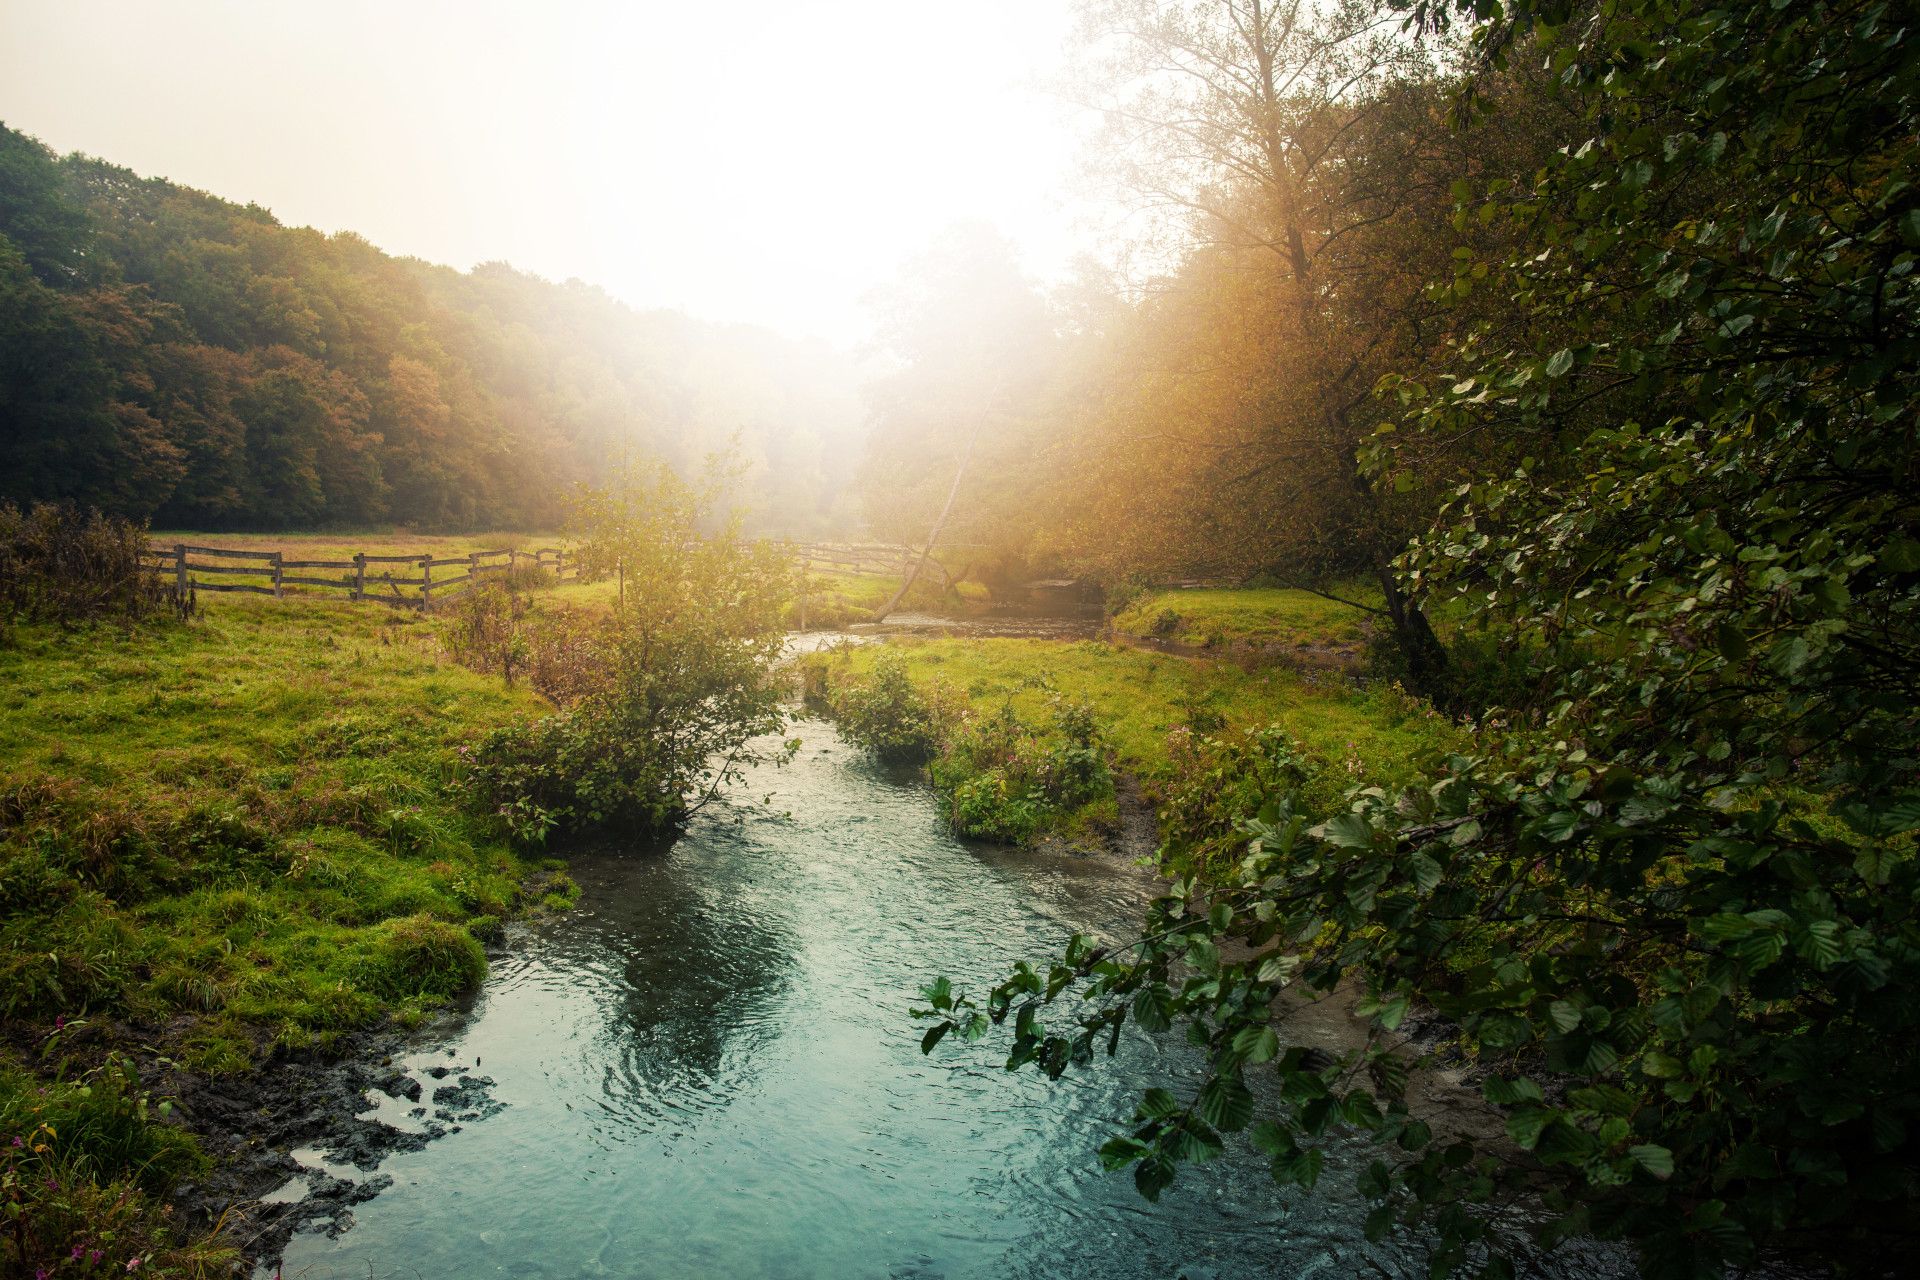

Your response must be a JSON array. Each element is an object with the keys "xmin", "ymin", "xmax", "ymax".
[
  {"xmin": 0, "ymin": 122, "xmax": 866, "ymax": 533},
  {"xmin": 2, "ymin": 0, "xmax": 1917, "ymax": 1277}
]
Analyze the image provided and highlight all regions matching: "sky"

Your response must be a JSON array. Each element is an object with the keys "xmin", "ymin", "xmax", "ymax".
[{"xmin": 0, "ymin": 0, "xmax": 1091, "ymax": 345}]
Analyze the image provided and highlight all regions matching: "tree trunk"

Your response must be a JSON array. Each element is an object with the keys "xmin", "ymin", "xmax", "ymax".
[
  {"xmin": 1375, "ymin": 563, "xmax": 1449, "ymax": 693},
  {"xmin": 872, "ymin": 428, "xmax": 978, "ymax": 624}
]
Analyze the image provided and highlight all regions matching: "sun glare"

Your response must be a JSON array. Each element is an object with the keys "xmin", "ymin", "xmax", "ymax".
[{"xmin": 0, "ymin": 0, "xmax": 1085, "ymax": 343}]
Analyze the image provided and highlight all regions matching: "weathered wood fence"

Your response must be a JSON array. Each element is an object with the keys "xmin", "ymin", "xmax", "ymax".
[
  {"xmin": 141, "ymin": 543, "xmax": 576, "ymax": 612},
  {"xmin": 786, "ymin": 542, "xmax": 955, "ymax": 583}
]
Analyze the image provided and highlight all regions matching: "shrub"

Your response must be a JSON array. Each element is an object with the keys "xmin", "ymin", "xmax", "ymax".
[
  {"xmin": 0, "ymin": 1054, "xmax": 231, "ymax": 1277},
  {"xmin": 931, "ymin": 697, "xmax": 1113, "ymax": 843},
  {"xmin": 463, "ymin": 465, "xmax": 791, "ymax": 838},
  {"xmin": 816, "ymin": 652, "xmax": 953, "ymax": 764},
  {"xmin": 0, "ymin": 502, "xmax": 185, "ymax": 630}
]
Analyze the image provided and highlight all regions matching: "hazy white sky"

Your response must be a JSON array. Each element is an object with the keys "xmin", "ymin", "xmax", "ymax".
[{"xmin": 0, "ymin": 0, "xmax": 1089, "ymax": 344}]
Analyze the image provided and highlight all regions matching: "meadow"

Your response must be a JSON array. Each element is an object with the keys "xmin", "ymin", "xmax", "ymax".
[
  {"xmin": 1109, "ymin": 586, "xmax": 1379, "ymax": 658},
  {"xmin": 0, "ymin": 596, "xmax": 576, "ymax": 1073}
]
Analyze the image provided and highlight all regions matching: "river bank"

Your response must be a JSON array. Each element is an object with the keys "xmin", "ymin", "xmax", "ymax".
[{"xmin": 0, "ymin": 598, "xmax": 573, "ymax": 1273}]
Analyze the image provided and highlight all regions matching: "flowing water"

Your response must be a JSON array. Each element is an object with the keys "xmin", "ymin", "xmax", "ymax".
[{"xmin": 273, "ymin": 716, "xmax": 1623, "ymax": 1280}]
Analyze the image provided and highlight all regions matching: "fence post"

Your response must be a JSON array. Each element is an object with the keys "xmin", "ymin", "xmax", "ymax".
[
  {"xmin": 352, "ymin": 553, "xmax": 366, "ymax": 601},
  {"xmin": 420, "ymin": 556, "xmax": 433, "ymax": 614},
  {"xmin": 508, "ymin": 549, "xmax": 518, "ymax": 575},
  {"xmin": 174, "ymin": 543, "xmax": 188, "ymax": 599},
  {"xmin": 270, "ymin": 551, "xmax": 284, "ymax": 599},
  {"xmin": 556, "ymin": 548, "xmax": 566, "ymax": 581},
  {"xmin": 469, "ymin": 551, "xmax": 481, "ymax": 587}
]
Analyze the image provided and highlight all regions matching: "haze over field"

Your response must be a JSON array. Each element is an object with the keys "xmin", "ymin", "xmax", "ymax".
[{"xmin": 0, "ymin": 0, "xmax": 1088, "ymax": 345}]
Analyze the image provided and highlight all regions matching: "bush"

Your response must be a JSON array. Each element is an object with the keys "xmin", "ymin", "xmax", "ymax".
[
  {"xmin": 1, "ymin": 1054, "xmax": 231, "ymax": 1277},
  {"xmin": 1156, "ymin": 725, "xmax": 1321, "ymax": 874},
  {"xmin": 462, "ymin": 465, "xmax": 791, "ymax": 839},
  {"xmin": 931, "ymin": 697, "xmax": 1113, "ymax": 843},
  {"xmin": 0, "ymin": 502, "xmax": 185, "ymax": 630},
  {"xmin": 813, "ymin": 652, "xmax": 953, "ymax": 764}
]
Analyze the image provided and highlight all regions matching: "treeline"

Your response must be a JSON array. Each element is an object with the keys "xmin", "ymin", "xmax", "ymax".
[
  {"xmin": 0, "ymin": 124, "xmax": 865, "ymax": 532},
  {"xmin": 858, "ymin": 5, "xmax": 1574, "ymax": 672}
]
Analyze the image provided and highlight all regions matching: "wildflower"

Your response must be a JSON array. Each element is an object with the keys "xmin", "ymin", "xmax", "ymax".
[
  {"xmin": 37, "ymin": 1268, "xmax": 49, "ymax": 1280},
  {"xmin": 72, "ymin": 1245, "xmax": 85, "ymax": 1259},
  {"xmin": 90, "ymin": 1250, "xmax": 103, "ymax": 1264},
  {"xmin": 10, "ymin": 1136, "xmax": 19, "ymax": 1147},
  {"xmin": 127, "ymin": 1258, "xmax": 144, "ymax": 1272}
]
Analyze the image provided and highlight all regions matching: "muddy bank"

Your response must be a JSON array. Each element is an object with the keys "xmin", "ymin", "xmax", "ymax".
[{"xmin": 157, "ymin": 966, "xmax": 510, "ymax": 1268}]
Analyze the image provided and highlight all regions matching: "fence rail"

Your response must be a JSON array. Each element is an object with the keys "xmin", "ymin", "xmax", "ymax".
[
  {"xmin": 784, "ymin": 542, "xmax": 939, "ymax": 582},
  {"xmin": 145, "ymin": 543, "xmax": 577, "ymax": 612},
  {"xmin": 142, "ymin": 538, "xmax": 945, "ymax": 615}
]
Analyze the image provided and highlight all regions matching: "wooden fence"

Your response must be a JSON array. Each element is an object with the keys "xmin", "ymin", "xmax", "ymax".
[
  {"xmin": 140, "ymin": 538, "xmax": 953, "ymax": 614},
  {"xmin": 142, "ymin": 543, "xmax": 576, "ymax": 612},
  {"xmin": 787, "ymin": 542, "xmax": 953, "ymax": 583}
]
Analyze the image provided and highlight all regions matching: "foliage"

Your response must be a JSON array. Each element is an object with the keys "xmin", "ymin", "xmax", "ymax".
[
  {"xmin": 464, "ymin": 466, "xmax": 793, "ymax": 837},
  {"xmin": 810, "ymin": 651, "xmax": 954, "ymax": 764},
  {"xmin": 441, "ymin": 580, "xmax": 534, "ymax": 686},
  {"xmin": 916, "ymin": 0, "xmax": 1920, "ymax": 1276},
  {"xmin": 932, "ymin": 695, "xmax": 1115, "ymax": 844},
  {"xmin": 0, "ymin": 502, "xmax": 184, "ymax": 629},
  {"xmin": 1, "ymin": 1052, "xmax": 235, "ymax": 1278},
  {"xmin": 0, "ymin": 123, "xmax": 867, "ymax": 534}
]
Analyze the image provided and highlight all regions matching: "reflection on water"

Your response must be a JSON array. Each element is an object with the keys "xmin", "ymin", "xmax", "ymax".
[{"xmin": 276, "ymin": 720, "xmax": 1619, "ymax": 1280}]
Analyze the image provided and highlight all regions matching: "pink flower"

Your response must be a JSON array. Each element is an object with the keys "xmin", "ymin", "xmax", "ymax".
[
  {"xmin": 90, "ymin": 1250, "xmax": 103, "ymax": 1264},
  {"xmin": 127, "ymin": 1259, "xmax": 144, "ymax": 1272},
  {"xmin": 72, "ymin": 1245, "xmax": 85, "ymax": 1259}
]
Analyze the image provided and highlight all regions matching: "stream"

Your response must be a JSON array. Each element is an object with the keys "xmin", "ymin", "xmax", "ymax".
[{"xmin": 271, "ymin": 704, "xmax": 1629, "ymax": 1277}]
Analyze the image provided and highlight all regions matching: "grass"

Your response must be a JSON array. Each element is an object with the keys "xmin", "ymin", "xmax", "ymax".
[
  {"xmin": 0, "ymin": 596, "xmax": 567, "ymax": 1062},
  {"xmin": 1111, "ymin": 586, "xmax": 1379, "ymax": 653},
  {"xmin": 804, "ymin": 636, "xmax": 1459, "ymax": 798}
]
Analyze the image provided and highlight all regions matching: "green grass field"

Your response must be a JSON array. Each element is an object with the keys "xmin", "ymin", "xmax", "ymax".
[
  {"xmin": 0, "ymin": 597, "xmax": 573, "ymax": 1071},
  {"xmin": 804, "ymin": 635, "xmax": 1457, "ymax": 792},
  {"xmin": 1110, "ymin": 586, "xmax": 1379, "ymax": 654}
]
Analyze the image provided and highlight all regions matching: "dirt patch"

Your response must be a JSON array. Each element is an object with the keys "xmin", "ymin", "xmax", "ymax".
[{"xmin": 162, "ymin": 1005, "xmax": 502, "ymax": 1267}]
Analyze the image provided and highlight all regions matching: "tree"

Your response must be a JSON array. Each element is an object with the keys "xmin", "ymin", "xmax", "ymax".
[
  {"xmin": 857, "ymin": 223, "xmax": 1063, "ymax": 596},
  {"xmin": 1048, "ymin": 0, "xmax": 1526, "ymax": 682},
  {"xmin": 466, "ymin": 464, "xmax": 795, "ymax": 835},
  {"xmin": 917, "ymin": 1, "xmax": 1920, "ymax": 1275}
]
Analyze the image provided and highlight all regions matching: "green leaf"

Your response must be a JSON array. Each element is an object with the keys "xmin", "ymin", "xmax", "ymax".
[
  {"xmin": 1197, "ymin": 1076, "xmax": 1256, "ymax": 1132},
  {"xmin": 1138, "ymin": 1087, "xmax": 1182, "ymax": 1120},
  {"xmin": 1546, "ymin": 348, "xmax": 1575, "ymax": 378},
  {"xmin": 920, "ymin": 1022, "xmax": 951, "ymax": 1054},
  {"xmin": 1322, "ymin": 813, "xmax": 1377, "ymax": 849},
  {"xmin": 1234, "ymin": 1025, "xmax": 1281, "ymax": 1064},
  {"xmin": 1630, "ymin": 1144, "xmax": 1675, "ymax": 1179}
]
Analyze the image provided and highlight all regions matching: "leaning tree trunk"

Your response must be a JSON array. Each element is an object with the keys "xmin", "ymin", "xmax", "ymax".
[{"xmin": 871, "ymin": 428, "xmax": 979, "ymax": 624}]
